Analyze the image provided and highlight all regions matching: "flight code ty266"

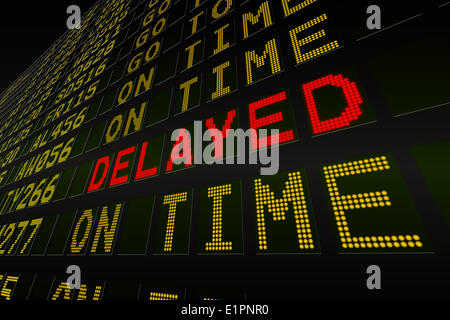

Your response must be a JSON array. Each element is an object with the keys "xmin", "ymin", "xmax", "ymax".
[{"xmin": 180, "ymin": 304, "xmax": 270, "ymax": 318}]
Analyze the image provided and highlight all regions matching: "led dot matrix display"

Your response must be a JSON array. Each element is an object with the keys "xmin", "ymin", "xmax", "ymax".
[{"xmin": 0, "ymin": 0, "xmax": 448, "ymax": 301}]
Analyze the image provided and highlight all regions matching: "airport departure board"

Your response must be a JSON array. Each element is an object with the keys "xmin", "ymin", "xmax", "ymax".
[{"xmin": 0, "ymin": 0, "xmax": 449, "ymax": 303}]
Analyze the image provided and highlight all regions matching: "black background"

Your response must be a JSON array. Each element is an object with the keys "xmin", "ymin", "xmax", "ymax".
[
  {"xmin": 0, "ymin": 0, "xmax": 449, "ymax": 302},
  {"xmin": 0, "ymin": 1, "xmax": 96, "ymax": 93}
]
